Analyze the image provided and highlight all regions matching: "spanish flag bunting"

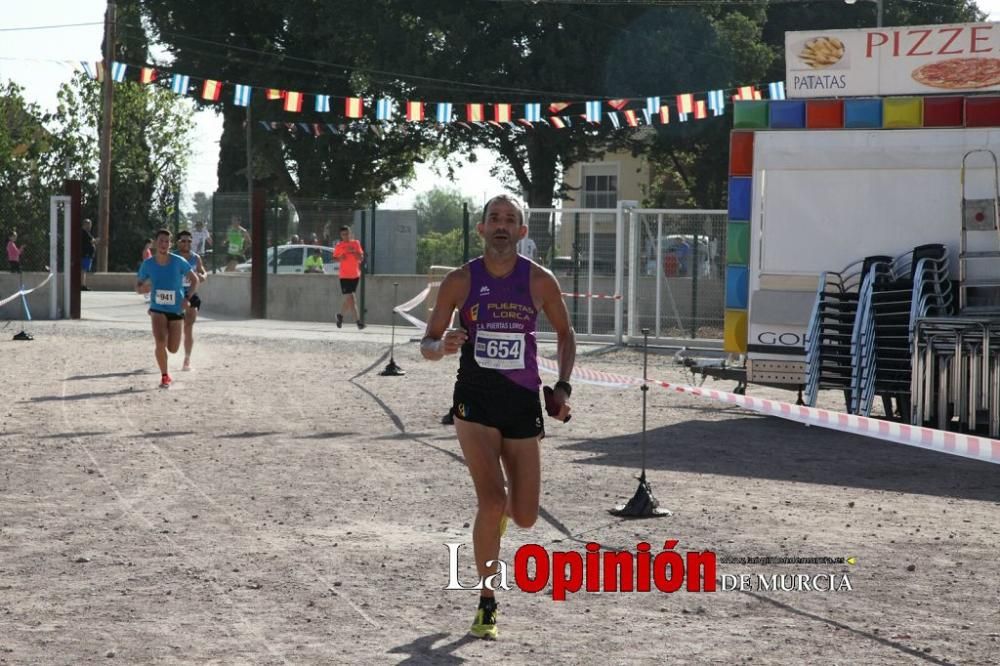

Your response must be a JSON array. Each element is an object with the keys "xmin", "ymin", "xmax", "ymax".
[
  {"xmin": 624, "ymin": 109, "xmax": 638, "ymax": 127},
  {"xmin": 284, "ymin": 91, "xmax": 304, "ymax": 113},
  {"xmin": 139, "ymin": 67, "xmax": 157, "ymax": 84},
  {"xmin": 659, "ymin": 105, "xmax": 670, "ymax": 124},
  {"xmin": 607, "ymin": 99, "xmax": 628, "ymax": 111},
  {"xmin": 676, "ymin": 93, "xmax": 694, "ymax": 115},
  {"xmin": 202, "ymin": 79, "xmax": 223, "ymax": 102},
  {"xmin": 494, "ymin": 103, "xmax": 512, "ymax": 123},
  {"xmin": 694, "ymin": 100, "xmax": 707, "ymax": 119},
  {"xmin": 406, "ymin": 101, "xmax": 424, "ymax": 121},
  {"xmin": 467, "ymin": 103, "xmax": 484, "ymax": 122},
  {"xmin": 550, "ymin": 116, "xmax": 566, "ymax": 129},
  {"xmin": 266, "ymin": 88, "xmax": 283, "ymax": 101},
  {"xmin": 345, "ymin": 97, "xmax": 363, "ymax": 118},
  {"xmin": 549, "ymin": 102, "xmax": 569, "ymax": 114}
]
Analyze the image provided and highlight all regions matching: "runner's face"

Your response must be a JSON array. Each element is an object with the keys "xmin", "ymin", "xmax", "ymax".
[
  {"xmin": 156, "ymin": 235, "xmax": 171, "ymax": 254},
  {"xmin": 177, "ymin": 237, "xmax": 192, "ymax": 253},
  {"xmin": 480, "ymin": 201, "xmax": 524, "ymax": 252}
]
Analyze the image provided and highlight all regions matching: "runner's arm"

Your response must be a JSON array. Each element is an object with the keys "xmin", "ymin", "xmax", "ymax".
[
  {"xmin": 421, "ymin": 270, "xmax": 468, "ymax": 361},
  {"xmin": 195, "ymin": 256, "xmax": 208, "ymax": 280}
]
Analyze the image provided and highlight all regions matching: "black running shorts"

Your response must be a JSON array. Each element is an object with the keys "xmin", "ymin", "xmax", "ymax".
[
  {"xmin": 452, "ymin": 381, "xmax": 544, "ymax": 440},
  {"xmin": 149, "ymin": 309, "xmax": 185, "ymax": 321},
  {"xmin": 186, "ymin": 293, "xmax": 202, "ymax": 310},
  {"xmin": 340, "ymin": 278, "xmax": 360, "ymax": 294}
]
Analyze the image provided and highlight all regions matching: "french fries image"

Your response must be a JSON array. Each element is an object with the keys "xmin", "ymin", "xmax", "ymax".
[{"xmin": 799, "ymin": 36, "xmax": 845, "ymax": 69}]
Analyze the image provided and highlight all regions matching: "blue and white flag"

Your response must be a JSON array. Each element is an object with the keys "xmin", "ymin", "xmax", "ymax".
[
  {"xmin": 80, "ymin": 61, "xmax": 102, "ymax": 81},
  {"xmin": 233, "ymin": 84, "xmax": 251, "ymax": 107},
  {"xmin": 607, "ymin": 112, "xmax": 621, "ymax": 129},
  {"xmin": 524, "ymin": 103, "xmax": 541, "ymax": 122},
  {"xmin": 170, "ymin": 74, "xmax": 190, "ymax": 95},
  {"xmin": 642, "ymin": 109, "xmax": 652, "ymax": 125},
  {"xmin": 436, "ymin": 102, "xmax": 453, "ymax": 123},
  {"xmin": 645, "ymin": 96, "xmax": 660, "ymax": 118},
  {"xmin": 707, "ymin": 89, "xmax": 726, "ymax": 116},
  {"xmin": 768, "ymin": 81, "xmax": 786, "ymax": 100},
  {"xmin": 585, "ymin": 100, "xmax": 602, "ymax": 123},
  {"xmin": 315, "ymin": 94, "xmax": 331, "ymax": 113},
  {"xmin": 110, "ymin": 61, "xmax": 127, "ymax": 83},
  {"xmin": 376, "ymin": 98, "xmax": 395, "ymax": 120}
]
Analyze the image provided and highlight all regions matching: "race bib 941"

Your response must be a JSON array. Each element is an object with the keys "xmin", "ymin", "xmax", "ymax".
[
  {"xmin": 474, "ymin": 330, "xmax": 526, "ymax": 370},
  {"xmin": 154, "ymin": 289, "xmax": 176, "ymax": 307}
]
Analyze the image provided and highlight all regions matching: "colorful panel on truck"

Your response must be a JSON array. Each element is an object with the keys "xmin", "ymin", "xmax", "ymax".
[
  {"xmin": 768, "ymin": 101, "xmax": 806, "ymax": 129},
  {"xmin": 728, "ymin": 178, "xmax": 752, "ymax": 221},
  {"xmin": 805, "ymin": 100, "xmax": 844, "ymax": 128},
  {"xmin": 882, "ymin": 97, "xmax": 923, "ymax": 128},
  {"xmin": 843, "ymin": 99, "xmax": 883, "ymax": 128},
  {"xmin": 729, "ymin": 132, "xmax": 754, "ymax": 176},
  {"xmin": 726, "ymin": 222, "xmax": 749, "ymax": 265},
  {"xmin": 724, "ymin": 310, "xmax": 748, "ymax": 354},
  {"xmin": 965, "ymin": 97, "xmax": 1000, "ymax": 127},
  {"xmin": 725, "ymin": 266, "xmax": 750, "ymax": 310},
  {"xmin": 923, "ymin": 97, "xmax": 964, "ymax": 127},
  {"xmin": 733, "ymin": 101, "xmax": 769, "ymax": 129}
]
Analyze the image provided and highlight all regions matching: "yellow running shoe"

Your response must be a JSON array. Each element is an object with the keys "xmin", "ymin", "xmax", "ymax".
[
  {"xmin": 470, "ymin": 602, "xmax": 498, "ymax": 640},
  {"xmin": 499, "ymin": 513, "xmax": 509, "ymax": 539}
]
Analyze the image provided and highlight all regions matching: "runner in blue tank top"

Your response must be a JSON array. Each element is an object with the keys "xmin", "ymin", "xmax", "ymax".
[
  {"xmin": 421, "ymin": 194, "xmax": 576, "ymax": 641},
  {"xmin": 136, "ymin": 229, "xmax": 200, "ymax": 389}
]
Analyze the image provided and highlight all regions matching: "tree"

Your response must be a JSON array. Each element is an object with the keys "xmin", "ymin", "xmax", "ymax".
[
  {"xmin": 0, "ymin": 82, "xmax": 57, "ymax": 271},
  {"xmin": 416, "ymin": 227, "xmax": 464, "ymax": 274},
  {"xmin": 414, "ymin": 186, "xmax": 474, "ymax": 235},
  {"xmin": 140, "ymin": 0, "xmax": 439, "ymax": 205},
  {"xmin": 49, "ymin": 72, "xmax": 195, "ymax": 270}
]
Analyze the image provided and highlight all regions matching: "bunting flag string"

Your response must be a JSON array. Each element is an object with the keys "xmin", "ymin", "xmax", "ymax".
[{"xmin": 72, "ymin": 59, "xmax": 785, "ymax": 134}]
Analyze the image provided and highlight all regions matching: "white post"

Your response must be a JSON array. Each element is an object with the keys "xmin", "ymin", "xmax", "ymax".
[
  {"xmin": 586, "ymin": 212, "xmax": 594, "ymax": 336},
  {"xmin": 624, "ymin": 201, "xmax": 639, "ymax": 341},
  {"xmin": 49, "ymin": 198, "xmax": 59, "ymax": 319},
  {"xmin": 655, "ymin": 214, "xmax": 663, "ymax": 338},
  {"xmin": 614, "ymin": 202, "xmax": 625, "ymax": 345}
]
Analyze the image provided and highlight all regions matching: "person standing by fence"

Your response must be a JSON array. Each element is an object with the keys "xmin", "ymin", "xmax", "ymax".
[
  {"xmin": 81, "ymin": 219, "xmax": 97, "ymax": 290},
  {"xmin": 6, "ymin": 231, "xmax": 24, "ymax": 273}
]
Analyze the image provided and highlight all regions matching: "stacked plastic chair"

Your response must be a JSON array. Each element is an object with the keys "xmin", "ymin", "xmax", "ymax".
[
  {"xmin": 804, "ymin": 256, "xmax": 892, "ymax": 410},
  {"xmin": 853, "ymin": 244, "xmax": 952, "ymax": 418}
]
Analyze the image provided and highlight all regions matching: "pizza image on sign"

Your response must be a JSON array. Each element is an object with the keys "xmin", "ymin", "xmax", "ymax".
[
  {"xmin": 797, "ymin": 36, "xmax": 845, "ymax": 69},
  {"xmin": 912, "ymin": 57, "xmax": 1000, "ymax": 89}
]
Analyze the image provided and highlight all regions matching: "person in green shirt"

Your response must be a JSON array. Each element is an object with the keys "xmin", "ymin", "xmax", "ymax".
[
  {"xmin": 224, "ymin": 215, "xmax": 251, "ymax": 272},
  {"xmin": 304, "ymin": 247, "xmax": 325, "ymax": 273}
]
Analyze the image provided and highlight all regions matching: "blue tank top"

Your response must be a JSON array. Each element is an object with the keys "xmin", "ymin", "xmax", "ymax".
[{"xmin": 457, "ymin": 256, "xmax": 539, "ymax": 392}]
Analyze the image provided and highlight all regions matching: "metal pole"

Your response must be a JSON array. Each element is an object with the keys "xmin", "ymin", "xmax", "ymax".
[
  {"xmin": 641, "ymin": 328, "xmax": 649, "ymax": 478},
  {"xmin": 690, "ymin": 231, "xmax": 700, "ymax": 339},
  {"xmin": 370, "ymin": 202, "xmax": 376, "ymax": 275},
  {"xmin": 572, "ymin": 212, "xmax": 580, "ymax": 330},
  {"xmin": 877, "ymin": 0, "xmax": 883, "ymax": 28},
  {"xmin": 462, "ymin": 202, "xmax": 470, "ymax": 263},
  {"xmin": 246, "ymin": 103, "xmax": 254, "ymax": 240},
  {"xmin": 96, "ymin": 0, "xmax": 115, "ymax": 272},
  {"xmin": 359, "ymin": 210, "xmax": 367, "ymax": 324}
]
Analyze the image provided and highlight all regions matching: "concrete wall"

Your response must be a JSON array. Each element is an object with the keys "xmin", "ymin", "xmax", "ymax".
[
  {"xmin": 198, "ymin": 273, "xmax": 432, "ymax": 325},
  {"xmin": 0, "ymin": 272, "xmax": 65, "ymax": 320}
]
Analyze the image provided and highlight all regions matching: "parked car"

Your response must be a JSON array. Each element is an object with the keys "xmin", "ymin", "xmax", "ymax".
[{"xmin": 235, "ymin": 244, "xmax": 340, "ymax": 274}]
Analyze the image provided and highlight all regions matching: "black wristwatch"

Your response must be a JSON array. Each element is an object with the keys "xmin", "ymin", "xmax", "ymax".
[{"xmin": 554, "ymin": 380, "xmax": 572, "ymax": 398}]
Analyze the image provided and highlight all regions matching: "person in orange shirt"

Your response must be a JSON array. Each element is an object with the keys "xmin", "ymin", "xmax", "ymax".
[{"xmin": 333, "ymin": 225, "xmax": 365, "ymax": 329}]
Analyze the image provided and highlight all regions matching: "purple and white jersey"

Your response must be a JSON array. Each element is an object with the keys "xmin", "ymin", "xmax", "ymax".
[{"xmin": 457, "ymin": 256, "xmax": 540, "ymax": 392}]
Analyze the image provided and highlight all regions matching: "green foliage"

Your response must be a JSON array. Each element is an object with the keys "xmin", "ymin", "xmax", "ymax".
[
  {"xmin": 414, "ymin": 186, "xmax": 474, "ymax": 235},
  {"xmin": 50, "ymin": 73, "xmax": 195, "ymax": 270},
  {"xmin": 416, "ymin": 227, "xmax": 465, "ymax": 274},
  {"xmin": 0, "ymin": 82, "xmax": 56, "ymax": 270}
]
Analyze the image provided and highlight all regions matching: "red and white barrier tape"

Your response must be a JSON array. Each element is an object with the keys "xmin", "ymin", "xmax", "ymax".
[
  {"xmin": 537, "ymin": 357, "xmax": 1000, "ymax": 466},
  {"xmin": 561, "ymin": 292, "xmax": 622, "ymax": 301}
]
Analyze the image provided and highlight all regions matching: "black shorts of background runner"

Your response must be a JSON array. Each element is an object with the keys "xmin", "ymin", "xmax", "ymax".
[
  {"xmin": 185, "ymin": 293, "xmax": 202, "ymax": 310},
  {"xmin": 149, "ymin": 309, "xmax": 185, "ymax": 321},
  {"xmin": 9, "ymin": 261, "xmax": 19, "ymax": 273},
  {"xmin": 452, "ymin": 379, "xmax": 544, "ymax": 439},
  {"xmin": 340, "ymin": 278, "xmax": 360, "ymax": 294}
]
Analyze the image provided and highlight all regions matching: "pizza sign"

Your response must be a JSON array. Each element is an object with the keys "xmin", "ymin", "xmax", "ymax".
[{"xmin": 785, "ymin": 22, "xmax": 1000, "ymax": 98}]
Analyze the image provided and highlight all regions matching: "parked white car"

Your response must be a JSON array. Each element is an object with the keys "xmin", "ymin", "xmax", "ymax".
[{"xmin": 235, "ymin": 244, "xmax": 340, "ymax": 274}]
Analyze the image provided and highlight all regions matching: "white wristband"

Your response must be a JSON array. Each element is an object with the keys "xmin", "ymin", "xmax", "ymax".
[{"xmin": 425, "ymin": 339, "xmax": 444, "ymax": 354}]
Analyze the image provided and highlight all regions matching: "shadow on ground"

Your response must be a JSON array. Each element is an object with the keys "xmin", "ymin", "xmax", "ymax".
[{"xmin": 563, "ymin": 414, "xmax": 1000, "ymax": 502}]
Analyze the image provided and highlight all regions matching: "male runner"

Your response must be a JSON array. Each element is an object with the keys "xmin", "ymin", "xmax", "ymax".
[
  {"xmin": 224, "ymin": 215, "xmax": 251, "ymax": 272},
  {"xmin": 421, "ymin": 194, "xmax": 575, "ymax": 640},
  {"xmin": 136, "ymin": 229, "xmax": 200, "ymax": 388},
  {"xmin": 333, "ymin": 225, "xmax": 365, "ymax": 329},
  {"xmin": 175, "ymin": 230, "xmax": 208, "ymax": 371}
]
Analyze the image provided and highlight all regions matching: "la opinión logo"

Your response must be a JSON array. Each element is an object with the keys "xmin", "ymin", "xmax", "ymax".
[{"xmin": 445, "ymin": 540, "xmax": 716, "ymax": 601}]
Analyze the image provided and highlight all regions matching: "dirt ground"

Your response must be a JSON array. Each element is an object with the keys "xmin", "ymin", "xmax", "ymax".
[{"xmin": 1, "ymin": 313, "xmax": 998, "ymax": 665}]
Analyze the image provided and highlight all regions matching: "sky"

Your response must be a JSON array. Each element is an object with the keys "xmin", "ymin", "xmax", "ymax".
[{"xmin": 2, "ymin": 1, "xmax": 1000, "ymax": 211}]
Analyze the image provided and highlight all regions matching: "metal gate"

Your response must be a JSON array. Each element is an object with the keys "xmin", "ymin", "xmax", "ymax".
[{"xmin": 526, "ymin": 204, "xmax": 726, "ymax": 345}]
